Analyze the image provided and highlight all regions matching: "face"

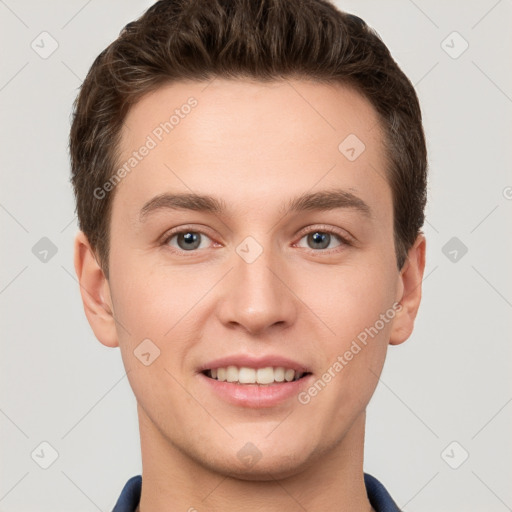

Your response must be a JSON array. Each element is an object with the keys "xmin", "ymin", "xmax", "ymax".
[{"xmin": 76, "ymin": 78, "xmax": 424, "ymax": 480}]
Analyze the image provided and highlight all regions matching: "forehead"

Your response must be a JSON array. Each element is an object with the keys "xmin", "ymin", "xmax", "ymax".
[{"xmin": 113, "ymin": 78, "xmax": 391, "ymax": 223}]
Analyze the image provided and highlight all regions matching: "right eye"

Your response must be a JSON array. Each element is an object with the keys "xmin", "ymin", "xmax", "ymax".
[{"xmin": 162, "ymin": 228, "xmax": 215, "ymax": 253}]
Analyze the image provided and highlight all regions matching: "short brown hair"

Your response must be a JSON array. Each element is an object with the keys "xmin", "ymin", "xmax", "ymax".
[{"xmin": 69, "ymin": 0, "xmax": 427, "ymax": 278}]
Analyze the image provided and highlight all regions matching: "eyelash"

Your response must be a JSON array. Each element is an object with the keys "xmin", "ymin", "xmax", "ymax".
[{"xmin": 161, "ymin": 224, "xmax": 353, "ymax": 256}]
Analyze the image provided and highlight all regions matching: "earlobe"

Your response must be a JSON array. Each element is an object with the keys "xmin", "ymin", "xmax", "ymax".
[
  {"xmin": 389, "ymin": 233, "xmax": 426, "ymax": 346},
  {"xmin": 73, "ymin": 231, "xmax": 119, "ymax": 348}
]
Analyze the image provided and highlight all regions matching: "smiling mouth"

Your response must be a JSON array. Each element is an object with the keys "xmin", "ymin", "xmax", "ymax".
[{"xmin": 202, "ymin": 366, "xmax": 312, "ymax": 385}]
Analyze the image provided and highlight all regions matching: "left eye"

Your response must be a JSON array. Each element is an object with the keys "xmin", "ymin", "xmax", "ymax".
[{"xmin": 296, "ymin": 230, "xmax": 347, "ymax": 251}]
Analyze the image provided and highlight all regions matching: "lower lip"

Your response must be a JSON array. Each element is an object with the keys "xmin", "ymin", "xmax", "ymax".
[{"xmin": 199, "ymin": 372, "xmax": 313, "ymax": 408}]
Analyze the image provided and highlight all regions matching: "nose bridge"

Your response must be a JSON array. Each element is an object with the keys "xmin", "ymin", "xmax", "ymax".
[{"xmin": 218, "ymin": 234, "xmax": 296, "ymax": 334}]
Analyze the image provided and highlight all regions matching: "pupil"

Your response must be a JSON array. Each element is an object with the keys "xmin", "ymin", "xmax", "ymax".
[
  {"xmin": 179, "ymin": 232, "xmax": 200, "ymax": 250},
  {"xmin": 310, "ymin": 232, "xmax": 329, "ymax": 249}
]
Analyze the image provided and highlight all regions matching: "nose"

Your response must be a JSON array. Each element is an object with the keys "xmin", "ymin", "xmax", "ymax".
[{"xmin": 216, "ymin": 239, "xmax": 298, "ymax": 336}]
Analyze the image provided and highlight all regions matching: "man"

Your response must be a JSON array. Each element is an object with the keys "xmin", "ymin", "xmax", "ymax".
[{"xmin": 70, "ymin": 0, "xmax": 427, "ymax": 510}]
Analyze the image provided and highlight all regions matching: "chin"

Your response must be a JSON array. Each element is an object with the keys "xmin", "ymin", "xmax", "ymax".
[
  {"xmin": 222, "ymin": 458, "xmax": 310, "ymax": 482},
  {"xmin": 198, "ymin": 443, "xmax": 316, "ymax": 481}
]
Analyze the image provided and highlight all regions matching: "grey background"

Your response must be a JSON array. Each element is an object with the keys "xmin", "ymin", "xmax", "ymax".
[{"xmin": 1, "ymin": 0, "xmax": 511, "ymax": 510}]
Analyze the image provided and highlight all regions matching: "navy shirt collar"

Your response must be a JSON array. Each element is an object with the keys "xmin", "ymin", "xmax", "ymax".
[{"xmin": 113, "ymin": 473, "xmax": 401, "ymax": 512}]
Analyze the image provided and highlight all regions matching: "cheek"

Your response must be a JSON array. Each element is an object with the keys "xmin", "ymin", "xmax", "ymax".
[
  {"xmin": 110, "ymin": 260, "xmax": 198, "ymax": 336},
  {"xmin": 110, "ymin": 260, "xmax": 216, "ymax": 388},
  {"xmin": 304, "ymin": 261, "xmax": 397, "ymax": 401},
  {"xmin": 312, "ymin": 263, "xmax": 396, "ymax": 343}
]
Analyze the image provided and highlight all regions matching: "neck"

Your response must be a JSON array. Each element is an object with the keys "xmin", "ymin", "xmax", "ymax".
[{"xmin": 135, "ymin": 405, "xmax": 374, "ymax": 512}]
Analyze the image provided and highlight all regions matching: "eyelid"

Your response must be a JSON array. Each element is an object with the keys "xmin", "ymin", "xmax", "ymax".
[{"xmin": 295, "ymin": 224, "xmax": 355, "ymax": 245}]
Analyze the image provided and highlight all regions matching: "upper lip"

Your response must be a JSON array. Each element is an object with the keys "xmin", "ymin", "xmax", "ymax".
[{"xmin": 198, "ymin": 354, "xmax": 311, "ymax": 374}]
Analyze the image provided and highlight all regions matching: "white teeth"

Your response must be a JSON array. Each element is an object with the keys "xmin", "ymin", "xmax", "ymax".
[
  {"xmin": 273, "ymin": 367, "xmax": 285, "ymax": 382},
  {"xmin": 256, "ymin": 367, "xmax": 275, "ymax": 384},
  {"xmin": 207, "ymin": 366, "xmax": 307, "ymax": 384},
  {"xmin": 226, "ymin": 365, "xmax": 238, "ymax": 383},
  {"xmin": 284, "ymin": 368, "xmax": 295, "ymax": 382},
  {"xmin": 238, "ymin": 367, "xmax": 256, "ymax": 384}
]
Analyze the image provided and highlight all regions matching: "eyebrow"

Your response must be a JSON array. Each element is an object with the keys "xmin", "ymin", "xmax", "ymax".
[{"xmin": 139, "ymin": 188, "xmax": 372, "ymax": 222}]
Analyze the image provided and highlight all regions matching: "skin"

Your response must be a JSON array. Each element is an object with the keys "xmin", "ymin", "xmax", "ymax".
[{"xmin": 74, "ymin": 78, "xmax": 426, "ymax": 512}]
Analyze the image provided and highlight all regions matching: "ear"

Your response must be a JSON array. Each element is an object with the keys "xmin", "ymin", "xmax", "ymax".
[
  {"xmin": 389, "ymin": 233, "xmax": 426, "ymax": 346},
  {"xmin": 73, "ymin": 231, "xmax": 119, "ymax": 348}
]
